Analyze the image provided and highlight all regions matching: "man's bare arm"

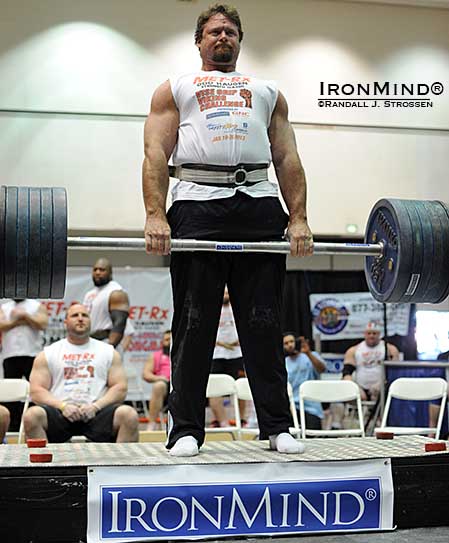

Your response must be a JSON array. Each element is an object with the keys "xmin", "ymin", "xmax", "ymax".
[
  {"xmin": 0, "ymin": 307, "xmax": 21, "ymax": 332},
  {"xmin": 29, "ymin": 352, "xmax": 61, "ymax": 408},
  {"xmin": 93, "ymin": 351, "xmax": 128, "ymax": 410},
  {"xmin": 268, "ymin": 92, "xmax": 313, "ymax": 257},
  {"xmin": 20, "ymin": 304, "xmax": 49, "ymax": 331},
  {"xmin": 108, "ymin": 290, "xmax": 130, "ymax": 347},
  {"xmin": 142, "ymin": 80, "xmax": 180, "ymax": 256}
]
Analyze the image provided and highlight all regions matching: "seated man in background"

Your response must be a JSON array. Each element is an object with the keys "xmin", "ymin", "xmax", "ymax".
[
  {"xmin": 24, "ymin": 304, "xmax": 139, "ymax": 443},
  {"xmin": 284, "ymin": 333, "xmax": 326, "ymax": 430},
  {"xmin": 143, "ymin": 330, "xmax": 171, "ymax": 430},
  {"xmin": 342, "ymin": 321, "xmax": 400, "ymax": 401},
  {"xmin": 0, "ymin": 405, "xmax": 10, "ymax": 443}
]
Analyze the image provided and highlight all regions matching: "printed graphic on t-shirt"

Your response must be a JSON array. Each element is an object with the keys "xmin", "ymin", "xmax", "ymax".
[
  {"xmin": 193, "ymin": 75, "xmax": 252, "ymax": 144},
  {"xmin": 62, "ymin": 352, "xmax": 97, "ymax": 404}
]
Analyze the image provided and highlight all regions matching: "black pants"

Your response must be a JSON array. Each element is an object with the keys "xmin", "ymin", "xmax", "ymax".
[
  {"xmin": 2, "ymin": 356, "xmax": 34, "ymax": 431},
  {"xmin": 166, "ymin": 192, "xmax": 292, "ymax": 448}
]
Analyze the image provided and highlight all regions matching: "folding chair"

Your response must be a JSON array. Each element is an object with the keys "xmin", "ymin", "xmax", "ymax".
[
  {"xmin": 375, "ymin": 377, "xmax": 447, "ymax": 439},
  {"xmin": 287, "ymin": 382, "xmax": 301, "ymax": 435},
  {"xmin": 299, "ymin": 380, "xmax": 365, "ymax": 438},
  {"xmin": 205, "ymin": 374, "xmax": 241, "ymax": 439},
  {"xmin": 125, "ymin": 367, "xmax": 150, "ymax": 419},
  {"xmin": 0, "ymin": 379, "xmax": 30, "ymax": 444},
  {"xmin": 234, "ymin": 378, "xmax": 300, "ymax": 439}
]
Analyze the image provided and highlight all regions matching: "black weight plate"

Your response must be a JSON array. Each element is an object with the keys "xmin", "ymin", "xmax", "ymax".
[
  {"xmin": 404, "ymin": 200, "xmax": 434, "ymax": 302},
  {"xmin": 38, "ymin": 188, "xmax": 54, "ymax": 299},
  {"xmin": 4, "ymin": 187, "xmax": 19, "ymax": 298},
  {"xmin": 429, "ymin": 201, "xmax": 449, "ymax": 303},
  {"xmin": 27, "ymin": 187, "xmax": 43, "ymax": 298},
  {"xmin": 365, "ymin": 199, "xmax": 413, "ymax": 303},
  {"xmin": 50, "ymin": 187, "xmax": 67, "ymax": 299},
  {"xmin": 397, "ymin": 200, "xmax": 425, "ymax": 303},
  {"xmin": 15, "ymin": 187, "xmax": 30, "ymax": 299},
  {"xmin": 0, "ymin": 186, "xmax": 6, "ymax": 298}
]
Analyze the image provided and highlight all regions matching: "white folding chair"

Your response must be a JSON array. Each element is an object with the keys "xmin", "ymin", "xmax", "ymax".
[
  {"xmin": 0, "ymin": 379, "xmax": 30, "ymax": 444},
  {"xmin": 376, "ymin": 377, "xmax": 447, "ymax": 439},
  {"xmin": 205, "ymin": 374, "xmax": 241, "ymax": 439},
  {"xmin": 287, "ymin": 382, "xmax": 301, "ymax": 435},
  {"xmin": 125, "ymin": 367, "xmax": 150, "ymax": 419},
  {"xmin": 299, "ymin": 380, "xmax": 365, "ymax": 438},
  {"xmin": 234, "ymin": 377, "xmax": 258, "ymax": 439},
  {"xmin": 234, "ymin": 378, "xmax": 300, "ymax": 438}
]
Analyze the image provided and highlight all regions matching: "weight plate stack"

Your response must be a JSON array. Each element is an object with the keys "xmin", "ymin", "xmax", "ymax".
[
  {"xmin": 0, "ymin": 186, "xmax": 67, "ymax": 299},
  {"xmin": 365, "ymin": 198, "xmax": 449, "ymax": 304}
]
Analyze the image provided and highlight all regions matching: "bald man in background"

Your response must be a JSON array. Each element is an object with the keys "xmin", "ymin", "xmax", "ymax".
[{"xmin": 83, "ymin": 258, "xmax": 130, "ymax": 348}]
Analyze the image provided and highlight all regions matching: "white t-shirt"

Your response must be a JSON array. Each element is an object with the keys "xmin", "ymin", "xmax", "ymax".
[
  {"xmin": 83, "ymin": 280, "xmax": 125, "ymax": 332},
  {"xmin": 354, "ymin": 340, "xmax": 386, "ymax": 389},
  {"xmin": 169, "ymin": 70, "xmax": 279, "ymax": 203},
  {"xmin": 44, "ymin": 338, "xmax": 114, "ymax": 404},
  {"xmin": 1, "ymin": 299, "xmax": 43, "ymax": 358},
  {"xmin": 213, "ymin": 303, "xmax": 242, "ymax": 360}
]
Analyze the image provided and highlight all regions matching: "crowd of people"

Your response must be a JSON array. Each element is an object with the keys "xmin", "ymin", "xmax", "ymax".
[{"xmin": 0, "ymin": 254, "xmax": 446, "ymax": 446}]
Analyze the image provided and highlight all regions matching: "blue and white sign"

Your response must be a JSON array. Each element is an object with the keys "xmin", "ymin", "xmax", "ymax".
[
  {"xmin": 87, "ymin": 459, "xmax": 393, "ymax": 542},
  {"xmin": 310, "ymin": 291, "xmax": 410, "ymax": 340}
]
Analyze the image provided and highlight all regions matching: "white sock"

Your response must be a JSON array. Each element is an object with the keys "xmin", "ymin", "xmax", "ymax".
[
  {"xmin": 269, "ymin": 432, "xmax": 305, "ymax": 454},
  {"xmin": 169, "ymin": 436, "xmax": 199, "ymax": 457}
]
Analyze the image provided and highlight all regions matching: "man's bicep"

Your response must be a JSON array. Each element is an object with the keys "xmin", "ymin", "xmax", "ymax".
[
  {"xmin": 268, "ymin": 92, "xmax": 298, "ymax": 165},
  {"xmin": 144, "ymin": 81, "xmax": 179, "ymax": 160},
  {"xmin": 109, "ymin": 290, "xmax": 129, "ymax": 312},
  {"xmin": 30, "ymin": 353, "xmax": 52, "ymax": 389},
  {"xmin": 107, "ymin": 352, "xmax": 127, "ymax": 387}
]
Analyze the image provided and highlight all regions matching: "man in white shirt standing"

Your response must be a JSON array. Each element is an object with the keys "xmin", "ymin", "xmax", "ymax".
[
  {"xmin": 0, "ymin": 298, "xmax": 48, "ymax": 430},
  {"xmin": 83, "ymin": 258, "xmax": 130, "ymax": 348},
  {"xmin": 143, "ymin": 3, "xmax": 312, "ymax": 457},
  {"xmin": 210, "ymin": 287, "xmax": 246, "ymax": 427},
  {"xmin": 23, "ymin": 304, "xmax": 139, "ymax": 443}
]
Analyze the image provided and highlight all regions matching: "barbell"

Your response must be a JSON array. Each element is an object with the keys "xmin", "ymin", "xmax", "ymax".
[{"xmin": 1, "ymin": 186, "xmax": 448, "ymax": 304}]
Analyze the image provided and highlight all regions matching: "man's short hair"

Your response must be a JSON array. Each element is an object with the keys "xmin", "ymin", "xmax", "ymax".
[
  {"xmin": 365, "ymin": 321, "xmax": 381, "ymax": 333},
  {"xmin": 194, "ymin": 3, "xmax": 244, "ymax": 43}
]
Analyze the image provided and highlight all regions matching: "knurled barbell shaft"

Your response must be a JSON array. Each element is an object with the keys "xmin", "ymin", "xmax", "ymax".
[{"xmin": 67, "ymin": 237, "xmax": 384, "ymax": 256}]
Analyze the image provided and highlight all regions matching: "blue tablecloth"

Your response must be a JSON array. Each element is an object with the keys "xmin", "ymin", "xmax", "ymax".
[{"xmin": 386, "ymin": 365, "xmax": 448, "ymax": 435}]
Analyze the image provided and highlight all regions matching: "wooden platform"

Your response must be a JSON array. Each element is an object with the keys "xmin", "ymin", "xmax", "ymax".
[{"xmin": 0, "ymin": 436, "xmax": 448, "ymax": 542}]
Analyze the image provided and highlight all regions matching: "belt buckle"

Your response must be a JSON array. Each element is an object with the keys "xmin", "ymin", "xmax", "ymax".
[{"xmin": 233, "ymin": 167, "xmax": 247, "ymax": 185}]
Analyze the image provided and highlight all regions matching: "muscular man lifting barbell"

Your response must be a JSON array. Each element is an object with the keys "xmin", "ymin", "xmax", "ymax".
[{"xmin": 142, "ymin": 3, "xmax": 313, "ymax": 456}]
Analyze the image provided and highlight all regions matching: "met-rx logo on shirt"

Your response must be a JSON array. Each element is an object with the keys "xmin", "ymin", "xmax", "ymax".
[
  {"xmin": 100, "ymin": 478, "xmax": 382, "ymax": 539},
  {"xmin": 215, "ymin": 244, "xmax": 244, "ymax": 251}
]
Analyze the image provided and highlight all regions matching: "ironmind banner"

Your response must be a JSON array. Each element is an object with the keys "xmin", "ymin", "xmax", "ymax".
[
  {"xmin": 87, "ymin": 459, "xmax": 393, "ymax": 541},
  {"xmin": 309, "ymin": 291, "xmax": 410, "ymax": 340}
]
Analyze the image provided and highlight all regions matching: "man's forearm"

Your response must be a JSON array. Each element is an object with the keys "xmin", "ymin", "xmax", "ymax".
[
  {"xmin": 32, "ymin": 389, "xmax": 65, "ymax": 410},
  {"xmin": 108, "ymin": 331, "xmax": 123, "ymax": 348},
  {"xmin": 142, "ymin": 153, "xmax": 169, "ymax": 218},
  {"xmin": 93, "ymin": 385, "xmax": 127, "ymax": 410},
  {"xmin": 306, "ymin": 352, "xmax": 326, "ymax": 373},
  {"xmin": 275, "ymin": 153, "xmax": 307, "ymax": 222},
  {"xmin": 22, "ymin": 313, "xmax": 47, "ymax": 330}
]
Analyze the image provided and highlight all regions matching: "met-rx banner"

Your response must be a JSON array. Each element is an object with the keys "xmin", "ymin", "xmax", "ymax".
[{"xmin": 87, "ymin": 460, "xmax": 393, "ymax": 542}]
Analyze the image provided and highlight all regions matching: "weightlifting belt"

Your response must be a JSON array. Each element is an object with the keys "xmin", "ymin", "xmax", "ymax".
[{"xmin": 168, "ymin": 163, "xmax": 269, "ymax": 187}]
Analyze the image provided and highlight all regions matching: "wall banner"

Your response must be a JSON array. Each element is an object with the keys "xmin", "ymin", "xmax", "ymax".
[
  {"xmin": 309, "ymin": 292, "xmax": 410, "ymax": 340},
  {"xmin": 87, "ymin": 459, "xmax": 393, "ymax": 541}
]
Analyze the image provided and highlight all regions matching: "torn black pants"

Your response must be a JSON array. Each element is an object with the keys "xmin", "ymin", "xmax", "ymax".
[{"xmin": 166, "ymin": 192, "xmax": 292, "ymax": 448}]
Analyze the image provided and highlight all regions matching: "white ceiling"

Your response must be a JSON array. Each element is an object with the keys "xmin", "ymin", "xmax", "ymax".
[{"xmin": 337, "ymin": 0, "xmax": 449, "ymax": 9}]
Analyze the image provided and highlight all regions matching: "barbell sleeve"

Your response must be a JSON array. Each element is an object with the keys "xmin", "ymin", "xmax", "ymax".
[{"xmin": 67, "ymin": 237, "xmax": 384, "ymax": 257}]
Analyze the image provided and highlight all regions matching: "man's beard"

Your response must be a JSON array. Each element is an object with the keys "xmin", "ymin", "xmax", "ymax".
[
  {"xmin": 93, "ymin": 276, "xmax": 110, "ymax": 287},
  {"xmin": 212, "ymin": 44, "xmax": 233, "ymax": 62}
]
